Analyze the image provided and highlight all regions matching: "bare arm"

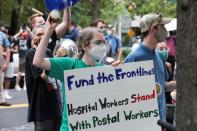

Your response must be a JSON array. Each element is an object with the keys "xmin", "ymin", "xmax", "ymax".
[
  {"xmin": 13, "ymin": 28, "xmax": 23, "ymax": 40},
  {"xmin": 0, "ymin": 45, "xmax": 3, "ymax": 66},
  {"xmin": 4, "ymin": 47, "xmax": 10, "ymax": 66},
  {"xmin": 116, "ymin": 47, "xmax": 123, "ymax": 61},
  {"xmin": 33, "ymin": 25, "xmax": 57, "ymax": 70},
  {"xmin": 0, "ymin": 46, "xmax": 10, "ymax": 71},
  {"xmin": 165, "ymin": 80, "xmax": 176, "ymax": 92},
  {"xmin": 55, "ymin": 8, "xmax": 71, "ymax": 38}
]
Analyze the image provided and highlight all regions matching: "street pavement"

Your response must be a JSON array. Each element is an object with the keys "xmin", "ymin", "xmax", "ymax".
[{"xmin": 0, "ymin": 89, "xmax": 33, "ymax": 131}]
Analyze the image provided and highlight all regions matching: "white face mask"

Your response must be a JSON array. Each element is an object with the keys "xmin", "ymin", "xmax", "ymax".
[
  {"xmin": 88, "ymin": 43, "xmax": 107, "ymax": 62},
  {"xmin": 107, "ymin": 30, "xmax": 112, "ymax": 35}
]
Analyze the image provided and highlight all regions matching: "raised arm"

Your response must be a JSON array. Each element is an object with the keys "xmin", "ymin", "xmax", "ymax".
[
  {"xmin": 33, "ymin": 22, "xmax": 58, "ymax": 70},
  {"xmin": 13, "ymin": 27, "xmax": 23, "ymax": 40},
  {"xmin": 55, "ymin": 8, "xmax": 71, "ymax": 38}
]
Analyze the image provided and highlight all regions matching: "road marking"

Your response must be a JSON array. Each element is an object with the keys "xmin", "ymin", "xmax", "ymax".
[{"xmin": 0, "ymin": 103, "xmax": 28, "ymax": 109}]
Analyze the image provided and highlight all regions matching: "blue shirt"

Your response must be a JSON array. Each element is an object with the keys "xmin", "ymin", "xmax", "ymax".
[
  {"xmin": 64, "ymin": 27, "xmax": 79, "ymax": 42},
  {"xmin": 125, "ymin": 44, "xmax": 168, "ymax": 120},
  {"xmin": 0, "ymin": 31, "xmax": 10, "ymax": 48},
  {"xmin": 105, "ymin": 35, "xmax": 122, "ymax": 58}
]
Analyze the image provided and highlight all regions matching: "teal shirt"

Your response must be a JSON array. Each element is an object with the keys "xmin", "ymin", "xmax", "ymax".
[{"xmin": 48, "ymin": 57, "xmax": 101, "ymax": 131}]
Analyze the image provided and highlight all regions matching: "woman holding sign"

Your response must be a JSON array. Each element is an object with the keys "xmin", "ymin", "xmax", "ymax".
[{"xmin": 32, "ymin": 12, "xmax": 117, "ymax": 130}]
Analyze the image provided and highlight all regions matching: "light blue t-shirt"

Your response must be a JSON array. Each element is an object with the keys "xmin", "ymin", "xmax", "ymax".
[
  {"xmin": 0, "ymin": 31, "xmax": 10, "ymax": 48},
  {"xmin": 125, "ymin": 43, "xmax": 168, "ymax": 120},
  {"xmin": 0, "ymin": 31, "xmax": 10, "ymax": 65}
]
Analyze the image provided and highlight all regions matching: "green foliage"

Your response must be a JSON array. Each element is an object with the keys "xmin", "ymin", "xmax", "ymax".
[
  {"xmin": 0, "ymin": 0, "xmax": 14, "ymax": 25},
  {"xmin": 0, "ymin": 0, "xmax": 176, "ymax": 32},
  {"xmin": 71, "ymin": 0, "xmax": 92, "ymax": 27},
  {"xmin": 0, "ymin": 0, "xmax": 45, "ymax": 28},
  {"xmin": 122, "ymin": 46, "xmax": 131, "ymax": 59},
  {"xmin": 126, "ymin": 0, "xmax": 176, "ymax": 18},
  {"xmin": 99, "ymin": 1, "xmax": 126, "ymax": 24},
  {"xmin": 71, "ymin": 0, "xmax": 126, "ymax": 27}
]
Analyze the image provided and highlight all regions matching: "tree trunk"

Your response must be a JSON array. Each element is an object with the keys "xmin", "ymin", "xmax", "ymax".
[
  {"xmin": 10, "ymin": 8, "xmax": 19, "ymax": 35},
  {"xmin": 91, "ymin": 0, "xmax": 101, "ymax": 21},
  {"xmin": 176, "ymin": 0, "xmax": 197, "ymax": 131},
  {"xmin": 0, "ymin": 1, "xmax": 2, "ymax": 23},
  {"xmin": 9, "ymin": 0, "xmax": 23, "ymax": 35}
]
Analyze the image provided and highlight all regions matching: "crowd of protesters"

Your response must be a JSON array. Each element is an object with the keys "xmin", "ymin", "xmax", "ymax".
[{"xmin": 0, "ymin": 5, "xmax": 177, "ymax": 131}]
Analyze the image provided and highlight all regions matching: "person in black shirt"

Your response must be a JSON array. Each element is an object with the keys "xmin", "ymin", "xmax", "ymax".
[{"xmin": 25, "ymin": 25, "xmax": 62, "ymax": 131}]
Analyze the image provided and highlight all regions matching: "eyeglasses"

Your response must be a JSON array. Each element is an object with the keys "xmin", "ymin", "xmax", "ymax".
[
  {"xmin": 94, "ymin": 40, "xmax": 105, "ymax": 46},
  {"xmin": 99, "ymin": 26, "xmax": 106, "ymax": 29},
  {"xmin": 156, "ymin": 24, "xmax": 165, "ymax": 29}
]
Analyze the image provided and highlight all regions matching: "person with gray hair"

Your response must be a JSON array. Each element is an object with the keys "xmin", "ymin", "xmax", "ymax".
[{"xmin": 25, "ymin": 25, "xmax": 63, "ymax": 131}]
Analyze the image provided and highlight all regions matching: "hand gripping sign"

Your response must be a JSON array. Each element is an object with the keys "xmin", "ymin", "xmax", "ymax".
[
  {"xmin": 44, "ymin": 0, "xmax": 80, "ymax": 10},
  {"xmin": 64, "ymin": 60, "xmax": 161, "ymax": 131}
]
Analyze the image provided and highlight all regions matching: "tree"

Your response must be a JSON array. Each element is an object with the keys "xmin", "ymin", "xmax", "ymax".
[
  {"xmin": 71, "ymin": 0, "xmax": 126, "ymax": 27},
  {"xmin": 0, "ymin": 0, "xmax": 126, "ymax": 31},
  {"xmin": 176, "ymin": 0, "xmax": 197, "ymax": 130},
  {"xmin": 126, "ymin": 0, "xmax": 176, "ymax": 18},
  {"xmin": 0, "ymin": 0, "xmax": 176, "ymax": 33},
  {"xmin": 0, "ymin": 0, "xmax": 45, "ymax": 34}
]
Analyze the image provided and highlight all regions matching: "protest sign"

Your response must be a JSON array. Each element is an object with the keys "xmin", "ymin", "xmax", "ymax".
[{"xmin": 64, "ymin": 60, "xmax": 160, "ymax": 131}]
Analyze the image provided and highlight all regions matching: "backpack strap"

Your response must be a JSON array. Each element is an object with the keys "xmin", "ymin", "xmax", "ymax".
[{"xmin": 114, "ymin": 37, "xmax": 119, "ymax": 53}]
